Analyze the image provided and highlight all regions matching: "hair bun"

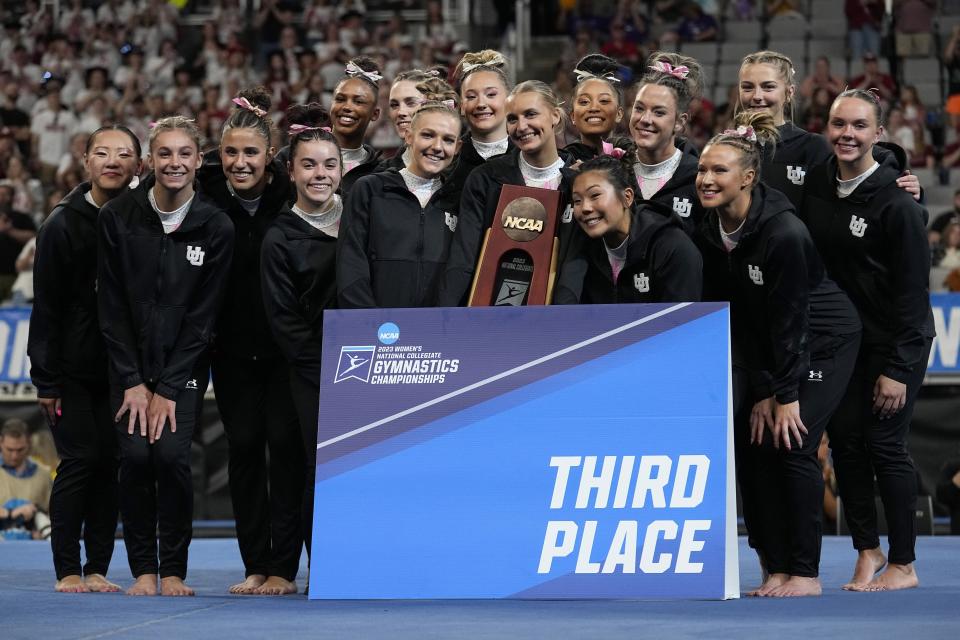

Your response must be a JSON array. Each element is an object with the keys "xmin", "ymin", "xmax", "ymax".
[{"xmin": 237, "ymin": 86, "xmax": 272, "ymax": 113}]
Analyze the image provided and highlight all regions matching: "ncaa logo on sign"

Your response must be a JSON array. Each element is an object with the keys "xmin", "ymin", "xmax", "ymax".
[{"xmin": 378, "ymin": 322, "xmax": 400, "ymax": 345}]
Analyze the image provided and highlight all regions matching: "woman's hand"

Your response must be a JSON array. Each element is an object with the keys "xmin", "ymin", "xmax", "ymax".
[
  {"xmin": 872, "ymin": 375, "xmax": 907, "ymax": 419},
  {"xmin": 115, "ymin": 384, "xmax": 152, "ymax": 437},
  {"xmin": 750, "ymin": 397, "xmax": 775, "ymax": 445},
  {"xmin": 147, "ymin": 394, "xmax": 177, "ymax": 444},
  {"xmin": 773, "ymin": 400, "xmax": 807, "ymax": 450}
]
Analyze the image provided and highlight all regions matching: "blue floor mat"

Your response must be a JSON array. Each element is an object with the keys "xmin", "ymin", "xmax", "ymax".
[{"xmin": 2, "ymin": 537, "xmax": 958, "ymax": 639}]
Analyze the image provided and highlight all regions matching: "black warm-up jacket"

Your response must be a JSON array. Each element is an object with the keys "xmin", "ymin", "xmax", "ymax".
[
  {"xmin": 445, "ymin": 132, "xmax": 517, "ymax": 193},
  {"xmin": 97, "ymin": 176, "xmax": 235, "ymax": 400},
  {"xmin": 28, "ymin": 184, "xmax": 106, "ymax": 397},
  {"xmin": 199, "ymin": 159, "xmax": 293, "ymax": 361},
  {"xmin": 800, "ymin": 149, "xmax": 935, "ymax": 384},
  {"xmin": 340, "ymin": 143, "xmax": 383, "ymax": 195},
  {"xmin": 260, "ymin": 209, "xmax": 338, "ymax": 384},
  {"xmin": 338, "ymin": 168, "xmax": 461, "ymax": 308},
  {"xmin": 554, "ymin": 200, "xmax": 702, "ymax": 304},
  {"xmin": 438, "ymin": 153, "xmax": 578, "ymax": 306},
  {"xmin": 695, "ymin": 183, "xmax": 861, "ymax": 404},
  {"xmin": 644, "ymin": 150, "xmax": 704, "ymax": 236}
]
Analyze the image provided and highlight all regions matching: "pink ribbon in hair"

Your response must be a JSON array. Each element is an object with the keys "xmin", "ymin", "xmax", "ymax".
[
  {"xmin": 722, "ymin": 125, "xmax": 758, "ymax": 143},
  {"xmin": 232, "ymin": 97, "xmax": 267, "ymax": 117},
  {"xmin": 650, "ymin": 61, "xmax": 689, "ymax": 80},
  {"xmin": 442, "ymin": 99, "xmax": 456, "ymax": 109},
  {"xmin": 601, "ymin": 141, "xmax": 626, "ymax": 159},
  {"xmin": 345, "ymin": 61, "xmax": 383, "ymax": 83},
  {"xmin": 288, "ymin": 124, "xmax": 332, "ymax": 135}
]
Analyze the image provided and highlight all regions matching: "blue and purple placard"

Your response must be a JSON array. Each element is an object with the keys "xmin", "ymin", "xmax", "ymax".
[{"xmin": 311, "ymin": 303, "xmax": 738, "ymax": 600}]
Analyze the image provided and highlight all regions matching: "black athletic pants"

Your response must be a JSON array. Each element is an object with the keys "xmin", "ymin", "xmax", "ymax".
[
  {"xmin": 113, "ymin": 362, "xmax": 207, "ymax": 580},
  {"xmin": 212, "ymin": 353, "xmax": 304, "ymax": 581},
  {"xmin": 49, "ymin": 378, "xmax": 119, "ymax": 580},
  {"xmin": 828, "ymin": 339, "xmax": 932, "ymax": 566},
  {"xmin": 289, "ymin": 370, "xmax": 319, "ymax": 558},
  {"xmin": 735, "ymin": 332, "xmax": 860, "ymax": 577}
]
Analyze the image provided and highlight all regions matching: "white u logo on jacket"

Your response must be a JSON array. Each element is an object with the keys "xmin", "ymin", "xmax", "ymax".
[
  {"xmin": 186, "ymin": 245, "xmax": 204, "ymax": 266},
  {"xmin": 748, "ymin": 264, "xmax": 764, "ymax": 285},
  {"xmin": 787, "ymin": 165, "xmax": 806, "ymax": 185},
  {"xmin": 673, "ymin": 197, "xmax": 692, "ymax": 217},
  {"xmin": 849, "ymin": 215, "xmax": 868, "ymax": 238},
  {"xmin": 634, "ymin": 272, "xmax": 650, "ymax": 293},
  {"xmin": 444, "ymin": 211, "xmax": 458, "ymax": 233}
]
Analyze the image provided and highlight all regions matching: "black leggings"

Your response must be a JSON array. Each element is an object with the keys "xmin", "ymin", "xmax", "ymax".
[
  {"xmin": 113, "ymin": 364, "xmax": 207, "ymax": 580},
  {"xmin": 735, "ymin": 332, "xmax": 860, "ymax": 577},
  {"xmin": 49, "ymin": 378, "xmax": 118, "ymax": 580},
  {"xmin": 289, "ymin": 371, "xmax": 319, "ymax": 559},
  {"xmin": 213, "ymin": 354, "xmax": 304, "ymax": 581},
  {"xmin": 828, "ymin": 340, "xmax": 932, "ymax": 566}
]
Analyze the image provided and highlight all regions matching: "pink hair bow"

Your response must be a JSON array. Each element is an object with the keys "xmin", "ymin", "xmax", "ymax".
[
  {"xmin": 232, "ymin": 97, "xmax": 267, "ymax": 117},
  {"xmin": 345, "ymin": 61, "xmax": 383, "ymax": 83},
  {"xmin": 601, "ymin": 141, "xmax": 626, "ymax": 159},
  {"xmin": 288, "ymin": 124, "xmax": 332, "ymax": 135},
  {"xmin": 442, "ymin": 99, "xmax": 456, "ymax": 109},
  {"xmin": 650, "ymin": 61, "xmax": 689, "ymax": 80},
  {"xmin": 722, "ymin": 125, "xmax": 758, "ymax": 142}
]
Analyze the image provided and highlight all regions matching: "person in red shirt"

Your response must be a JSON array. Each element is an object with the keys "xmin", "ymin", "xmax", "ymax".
[{"xmin": 847, "ymin": 52, "xmax": 897, "ymax": 103}]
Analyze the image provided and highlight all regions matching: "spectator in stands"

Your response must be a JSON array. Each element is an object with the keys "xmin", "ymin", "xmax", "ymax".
[
  {"xmin": 847, "ymin": 52, "xmax": 897, "ymax": 103},
  {"xmin": 932, "ymin": 221, "xmax": 960, "ymax": 272},
  {"xmin": 676, "ymin": 3, "xmax": 719, "ymax": 43},
  {"xmin": 254, "ymin": 0, "xmax": 299, "ymax": 64},
  {"xmin": 799, "ymin": 57, "xmax": 844, "ymax": 108},
  {"xmin": 611, "ymin": 0, "xmax": 651, "ymax": 48},
  {"xmin": 3, "ymin": 155, "xmax": 37, "ymax": 215},
  {"xmin": 944, "ymin": 25, "xmax": 960, "ymax": 131},
  {"xmin": 845, "ymin": 0, "xmax": 884, "ymax": 60},
  {"xmin": 893, "ymin": 0, "xmax": 935, "ymax": 59},
  {"xmin": 0, "ymin": 82, "xmax": 32, "ymax": 159},
  {"xmin": 0, "ymin": 180, "xmax": 37, "ymax": 300},
  {"xmin": 602, "ymin": 21, "xmax": 642, "ymax": 66},
  {"xmin": 0, "ymin": 419, "xmax": 52, "ymax": 541},
  {"xmin": 31, "ymin": 75, "xmax": 78, "ymax": 187},
  {"xmin": 929, "ymin": 189, "xmax": 960, "ymax": 245},
  {"xmin": 765, "ymin": 0, "xmax": 803, "ymax": 18},
  {"xmin": 936, "ymin": 453, "xmax": 960, "ymax": 533},
  {"xmin": 886, "ymin": 107, "xmax": 915, "ymax": 154},
  {"xmin": 898, "ymin": 85, "xmax": 927, "ymax": 128},
  {"xmin": 801, "ymin": 87, "xmax": 833, "ymax": 134}
]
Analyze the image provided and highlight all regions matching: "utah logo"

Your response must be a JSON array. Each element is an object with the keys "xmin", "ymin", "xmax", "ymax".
[
  {"xmin": 786, "ymin": 165, "xmax": 806, "ymax": 186},
  {"xmin": 748, "ymin": 264, "xmax": 764, "ymax": 286},
  {"xmin": 672, "ymin": 197, "xmax": 692, "ymax": 217},
  {"xmin": 633, "ymin": 272, "xmax": 650, "ymax": 293},
  {"xmin": 444, "ymin": 211, "xmax": 458, "ymax": 233},
  {"xmin": 849, "ymin": 215, "xmax": 867, "ymax": 238},
  {"xmin": 561, "ymin": 204, "xmax": 574, "ymax": 224},
  {"xmin": 186, "ymin": 245, "xmax": 204, "ymax": 266}
]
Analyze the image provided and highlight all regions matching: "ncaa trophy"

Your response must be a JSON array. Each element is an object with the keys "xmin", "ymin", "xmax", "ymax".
[{"xmin": 468, "ymin": 185, "xmax": 561, "ymax": 306}]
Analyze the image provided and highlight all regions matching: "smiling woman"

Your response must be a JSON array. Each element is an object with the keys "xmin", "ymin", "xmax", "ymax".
[
  {"xmin": 563, "ymin": 54, "xmax": 626, "ymax": 163},
  {"xmin": 331, "ymin": 57, "xmax": 384, "ymax": 193}
]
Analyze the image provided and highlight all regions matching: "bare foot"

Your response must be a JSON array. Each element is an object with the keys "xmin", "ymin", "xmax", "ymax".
[
  {"xmin": 55, "ymin": 575, "xmax": 89, "ymax": 593},
  {"xmin": 160, "ymin": 576, "xmax": 195, "ymax": 597},
  {"xmin": 84, "ymin": 574, "xmax": 121, "ymax": 593},
  {"xmin": 229, "ymin": 574, "xmax": 266, "ymax": 594},
  {"xmin": 842, "ymin": 548, "xmax": 886, "ymax": 590},
  {"xmin": 254, "ymin": 576, "xmax": 297, "ymax": 595},
  {"xmin": 768, "ymin": 576, "xmax": 822, "ymax": 597},
  {"xmin": 856, "ymin": 563, "xmax": 919, "ymax": 592},
  {"xmin": 126, "ymin": 574, "xmax": 158, "ymax": 596},
  {"xmin": 747, "ymin": 572, "xmax": 789, "ymax": 596}
]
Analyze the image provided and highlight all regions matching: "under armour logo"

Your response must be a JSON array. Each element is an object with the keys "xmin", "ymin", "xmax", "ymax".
[
  {"xmin": 748, "ymin": 264, "xmax": 764, "ymax": 285},
  {"xmin": 444, "ymin": 211, "xmax": 457, "ymax": 233},
  {"xmin": 808, "ymin": 370, "xmax": 823, "ymax": 381},
  {"xmin": 561, "ymin": 204, "xmax": 573, "ymax": 224},
  {"xmin": 672, "ymin": 197, "xmax": 692, "ymax": 217},
  {"xmin": 633, "ymin": 272, "xmax": 650, "ymax": 293},
  {"xmin": 849, "ymin": 216, "xmax": 867, "ymax": 238},
  {"xmin": 186, "ymin": 245, "xmax": 205, "ymax": 266},
  {"xmin": 787, "ymin": 165, "xmax": 806, "ymax": 186},
  {"xmin": 185, "ymin": 379, "xmax": 198, "ymax": 389}
]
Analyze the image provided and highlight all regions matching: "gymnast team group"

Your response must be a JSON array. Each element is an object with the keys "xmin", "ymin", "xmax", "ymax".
[{"xmin": 26, "ymin": 46, "xmax": 933, "ymax": 598}]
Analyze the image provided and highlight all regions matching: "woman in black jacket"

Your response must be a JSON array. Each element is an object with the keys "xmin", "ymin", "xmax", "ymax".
[
  {"xmin": 98, "ymin": 116, "xmax": 234, "ymax": 597},
  {"xmin": 339, "ymin": 96, "xmax": 463, "ymax": 308},
  {"xmin": 629, "ymin": 52, "xmax": 705, "ymax": 234},
  {"xmin": 440, "ymin": 80, "xmax": 577, "ymax": 306},
  {"xmin": 260, "ymin": 111, "xmax": 341, "ymax": 562},
  {"xmin": 332, "ymin": 56, "xmax": 384, "ymax": 194},
  {"xmin": 29, "ymin": 124, "xmax": 142, "ymax": 594},
  {"xmin": 446, "ymin": 49, "xmax": 516, "ymax": 191},
  {"xmin": 737, "ymin": 50, "xmax": 920, "ymax": 208},
  {"xmin": 554, "ymin": 147, "xmax": 702, "ymax": 304},
  {"xmin": 695, "ymin": 111, "xmax": 862, "ymax": 597},
  {"xmin": 199, "ymin": 87, "xmax": 302, "ymax": 596},
  {"xmin": 562, "ymin": 54, "xmax": 628, "ymax": 164},
  {"xmin": 800, "ymin": 89, "xmax": 934, "ymax": 592}
]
